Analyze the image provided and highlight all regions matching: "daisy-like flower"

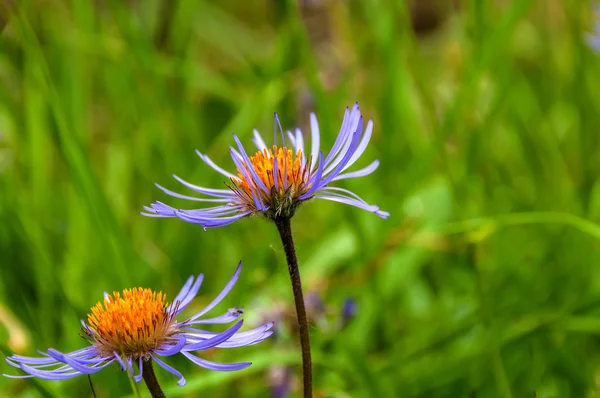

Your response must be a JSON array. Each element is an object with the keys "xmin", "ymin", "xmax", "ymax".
[
  {"xmin": 3, "ymin": 263, "xmax": 273, "ymax": 388},
  {"xmin": 142, "ymin": 103, "xmax": 389, "ymax": 227}
]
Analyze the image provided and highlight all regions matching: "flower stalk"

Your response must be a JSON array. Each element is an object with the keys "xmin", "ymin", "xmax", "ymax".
[
  {"xmin": 274, "ymin": 217, "xmax": 312, "ymax": 398},
  {"xmin": 141, "ymin": 359, "xmax": 166, "ymax": 398}
]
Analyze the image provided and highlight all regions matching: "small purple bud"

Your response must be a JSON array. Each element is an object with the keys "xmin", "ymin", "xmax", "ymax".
[{"xmin": 340, "ymin": 298, "xmax": 357, "ymax": 328}]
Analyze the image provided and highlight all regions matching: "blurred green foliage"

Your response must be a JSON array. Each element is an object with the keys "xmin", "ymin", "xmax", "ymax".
[{"xmin": 1, "ymin": 0, "xmax": 600, "ymax": 397}]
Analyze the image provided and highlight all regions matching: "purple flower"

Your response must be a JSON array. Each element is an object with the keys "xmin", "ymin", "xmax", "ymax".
[
  {"xmin": 142, "ymin": 103, "xmax": 389, "ymax": 227},
  {"xmin": 305, "ymin": 292, "xmax": 325, "ymax": 321},
  {"xmin": 3, "ymin": 263, "xmax": 273, "ymax": 387},
  {"xmin": 340, "ymin": 298, "xmax": 357, "ymax": 329},
  {"xmin": 269, "ymin": 365, "xmax": 292, "ymax": 398},
  {"xmin": 588, "ymin": 5, "xmax": 600, "ymax": 52}
]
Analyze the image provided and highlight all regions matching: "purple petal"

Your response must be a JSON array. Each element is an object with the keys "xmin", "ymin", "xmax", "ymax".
[
  {"xmin": 126, "ymin": 356, "xmax": 134, "ymax": 376},
  {"xmin": 181, "ymin": 352, "xmax": 251, "ymax": 372},
  {"xmin": 299, "ymin": 152, "xmax": 324, "ymax": 200},
  {"xmin": 175, "ymin": 274, "xmax": 205, "ymax": 314},
  {"xmin": 189, "ymin": 262, "xmax": 241, "ymax": 321},
  {"xmin": 185, "ymin": 307, "xmax": 243, "ymax": 325},
  {"xmin": 318, "ymin": 117, "xmax": 364, "ymax": 188},
  {"xmin": 273, "ymin": 142, "xmax": 280, "ymax": 192},
  {"xmin": 341, "ymin": 119, "xmax": 373, "ymax": 172},
  {"xmin": 133, "ymin": 357, "xmax": 143, "ymax": 383},
  {"xmin": 182, "ymin": 320, "xmax": 244, "ymax": 351},
  {"xmin": 375, "ymin": 209, "xmax": 391, "ymax": 218},
  {"xmin": 46, "ymin": 349, "xmax": 100, "ymax": 366},
  {"xmin": 150, "ymin": 355, "xmax": 186, "ymax": 387},
  {"xmin": 230, "ymin": 148, "xmax": 244, "ymax": 161},
  {"xmin": 287, "ymin": 131, "xmax": 297, "ymax": 148},
  {"xmin": 587, "ymin": 33, "xmax": 600, "ymax": 52},
  {"xmin": 174, "ymin": 209, "xmax": 252, "ymax": 229},
  {"xmin": 169, "ymin": 275, "xmax": 198, "ymax": 312},
  {"xmin": 5, "ymin": 346, "xmax": 109, "ymax": 380},
  {"xmin": 323, "ymin": 118, "xmax": 359, "ymax": 175},
  {"xmin": 2, "ymin": 373, "xmax": 35, "ymax": 379},
  {"xmin": 144, "ymin": 202, "xmax": 243, "ymax": 220},
  {"xmin": 181, "ymin": 205, "xmax": 244, "ymax": 216},
  {"xmin": 229, "ymin": 148, "xmax": 265, "ymax": 211},
  {"xmin": 172, "ymin": 175, "xmax": 233, "ymax": 197},
  {"xmin": 295, "ymin": 128, "xmax": 305, "ymax": 158},
  {"xmin": 142, "ymin": 201, "xmax": 178, "ymax": 217},
  {"xmin": 310, "ymin": 112, "xmax": 321, "ymax": 170},
  {"xmin": 18, "ymin": 364, "xmax": 82, "ymax": 380},
  {"xmin": 140, "ymin": 210, "xmax": 173, "ymax": 218},
  {"xmin": 315, "ymin": 193, "xmax": 384, "ymax": 216},
  {"xmin": 322, "ymin": 103, "xmax": 359, "ymax": 168},
  {"xmin": 253, "ymin": 129, "xmax": 268, "ymax": 151},
  {"xmin": 274, "ymin": 113, "xmax": 285, "ymax": 146},
  {"xmin": 232, "ymin": 134, "xmax": 269, "ymax": 194},
  {"xmin": 332, "ymin": 160, "xmax": 379, "ymax": 181},
  {"xmin": 215, "ymin": 329, "xmax": 274, "ymax": 348},
  {"xmin": 155, "ymin": 183, "xmax": 230, "ymax": 203},
  {"xmin": 199, "ymin": 213, "xmax": 253, "ymax": 228},
  {"xmin": 154, "ymin": 335, "xmax": 187, "ymax": 357},
  {"xmin": 283, "ymin": 144, "xmax": 289, "ymax": 190},
  {"xmin": 8, "ymin": 355, "xmax": 62, "ymax": 366},
  {"xmin": 185, "ymin": 322, "xmax": 274, "ymax": 348},
  {"xmin": 195, "ymin": 150, "xmax": 236, "ymax": 179},
  {"xmin": 113, "ymin": 352, "xmax": 128, "ymax": 371}
]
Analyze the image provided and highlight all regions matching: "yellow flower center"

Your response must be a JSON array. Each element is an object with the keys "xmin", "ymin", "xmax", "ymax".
[
  {"xmin": 84, "ymin": 288, "xmax": 177, "ymax": 358},
  {"xmin": 232, "ymin": 147, "xmax": 311, "ymax": 217}
]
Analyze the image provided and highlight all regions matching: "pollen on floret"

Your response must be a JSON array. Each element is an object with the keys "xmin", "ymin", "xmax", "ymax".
[
  {"xmin": 232, "ymin": 146, "xmax": 312, "ymax": 218},
  {"xmin": 84, "ymin": 288, "xmax": 178, "ymax": 358}
]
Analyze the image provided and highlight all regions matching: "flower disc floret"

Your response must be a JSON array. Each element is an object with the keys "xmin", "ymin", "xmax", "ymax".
[
  {"xmin": 85, "ymin": 288, "xmax": 177, "ymax": 358},
  {"xmin": 231, "ymin": 147, "xmax": 312, "ymax": 218}
]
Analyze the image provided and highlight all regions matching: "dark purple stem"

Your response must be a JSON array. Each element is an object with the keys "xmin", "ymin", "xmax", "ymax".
[
  {"xmin": 274, "ymin": 217, "xmax": 313, "ymax": 398},
  {"xmin": 141, "ymin": 359, "xmax": 166, "ymax": 398}
]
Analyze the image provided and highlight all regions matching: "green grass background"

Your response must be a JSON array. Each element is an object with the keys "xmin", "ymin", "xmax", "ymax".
[{"xmin": 1, "ymin": 0, "xmax": 600, "ymax": 396}]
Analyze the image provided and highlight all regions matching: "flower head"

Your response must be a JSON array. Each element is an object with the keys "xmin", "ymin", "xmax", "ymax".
[
  {"xmin": 3, "ymin": 263, "xmax": 273, "ymax": 387},
  {"xmin": 142, "ymin": 103, "xmax": 389, "ymax": 227}
]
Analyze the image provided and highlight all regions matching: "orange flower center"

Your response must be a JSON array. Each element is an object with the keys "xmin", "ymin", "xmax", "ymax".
[
  {"xmin": 84, "ymin": 288, "xmax": 177, "ymax": 357},
  {"xmin": 233, "ymin": 147, "xmax": 311, "ymax": 213}
]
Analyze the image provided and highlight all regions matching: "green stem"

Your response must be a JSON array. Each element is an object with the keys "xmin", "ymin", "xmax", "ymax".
[{"xmin": 434, "ymin": 211, "xmax": 600, "ymax": 241}]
